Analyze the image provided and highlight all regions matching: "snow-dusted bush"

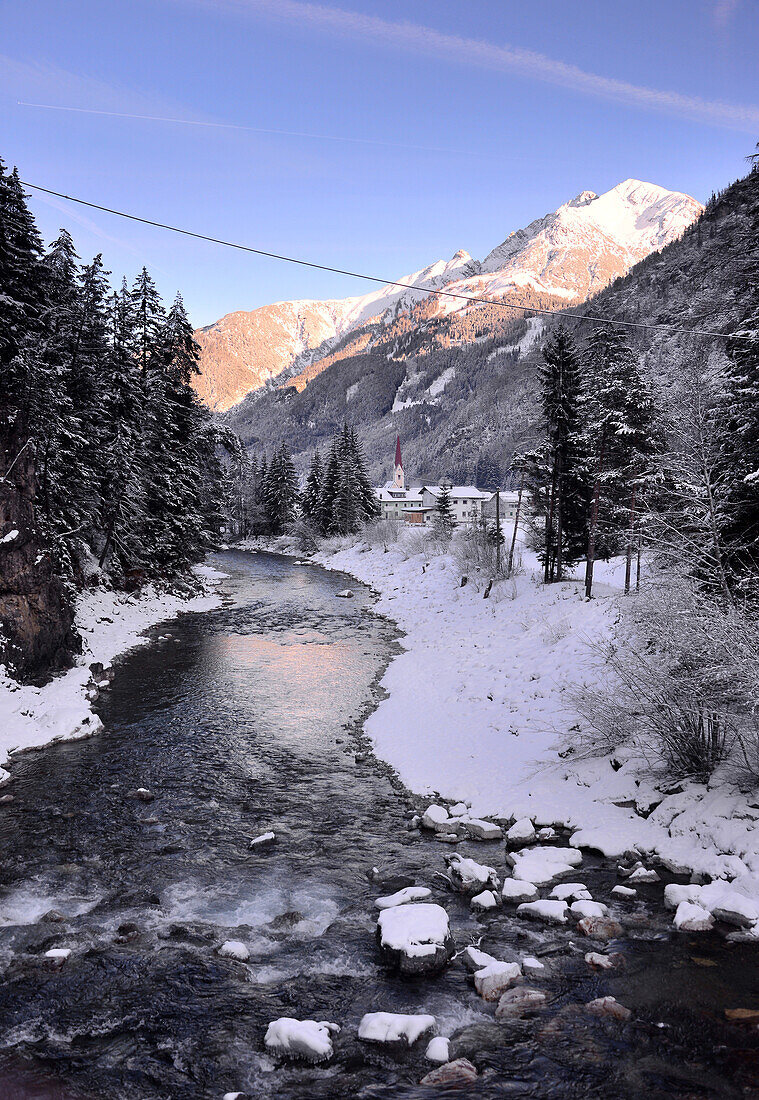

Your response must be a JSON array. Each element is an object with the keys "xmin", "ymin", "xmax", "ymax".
[
  {"xmin": 576, "ymin": 576, "xmax": 759, "ymax": 784},
  {"xmin": 362, "ymin": 519, "xmax": 402, "ymax": 550},
  {"xmin": 287, "ymin": 517, "xmax": 321, "ymax": 553},
  {"xmin": 453, "ymin": 523, "xmax": 519, "ymax": 580}
]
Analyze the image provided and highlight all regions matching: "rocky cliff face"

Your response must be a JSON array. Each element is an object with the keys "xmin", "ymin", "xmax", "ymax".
[
  {"xmin": 194, "ymin": 179, "xmax": 703, "ymax": 412},
  {"xmin": 0, "ymin": 434, "xmax": 78, "ymax": 681}
]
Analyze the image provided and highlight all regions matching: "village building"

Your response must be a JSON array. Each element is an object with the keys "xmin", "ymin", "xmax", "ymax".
[{"xmin": 374, "ymin": 438, "xmax": 491, "ymax": 527}]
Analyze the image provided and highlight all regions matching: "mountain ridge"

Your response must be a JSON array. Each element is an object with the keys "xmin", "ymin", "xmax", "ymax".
[{"xmin": 193, "ymin": 178, "xmax": 703, "ymax": 412}]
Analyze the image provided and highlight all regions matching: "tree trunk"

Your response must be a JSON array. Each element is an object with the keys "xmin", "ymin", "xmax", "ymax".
[
  {"xmin": 507, "ymin": 473, "xmax": 524, "ymax": 576},
  {"xmin": 584, "ymin": 425, "xmax": 607, "ymax": 600},
  {"xmin": 624, "ymin": 483, "xmax": 637, "ymax": 595},
  {"xmin": 555, "ymin": 452, "xmax": 564, "ymax": 582},
  {"xmin": 544, "ymin": 457, "xmax": 559, "ymax": 584}
]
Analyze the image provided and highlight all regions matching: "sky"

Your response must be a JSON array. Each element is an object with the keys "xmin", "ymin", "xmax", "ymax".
[{"xmin": 1, "ymin": 0, "xmax": 758, "ymax": 327}]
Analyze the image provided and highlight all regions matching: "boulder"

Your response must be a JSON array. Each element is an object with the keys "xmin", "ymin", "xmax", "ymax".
[
  {"xmin": 358, "ymin": 1012, "xmax": 435, "ymax": 1045},
  {"xmin": 264, "ymin": 1018, "xmax": 339, "ymax": 1062},
  {"xmin": 471, "ymin": 889, "xmax": 499, "ymax": 912},
  {"xmin": 501, "ymin": 879, "xmax": 538, "ymax": 904},
  {"xmin": 474, "ymin": 960, "xmax": 522, "ymax": 1001},
  {"xmin": 585, "ymin": 997, "xmax": 631, "ymax": 1021},
  {"xmin": 376, "ymin": 903, "xmax": 454, "ymax": 976},
  {"xmin": 517, "ymin": 900, "xmax": 569, "ymax": 925},
  {"xmin": 674, "ymin": 901, "xmax": 714, "ymax": 932},
  {"xmin": 420, "ymin": 1059, "xmax": 478, "ymax": 1089},
  {"xmin": 550, "ymin": 882, "xmax": 591, "ymax": 902},
  {"xmin": 577, "ymin": 916, "xmax": 623, "ymax": 940},
  {"xmin": 425, "ymin": 1036, "xmax": 450, "ymax": 1063},
  {"xmin": 461, "ymin": 945, "xmax": 499, "ymax": 972},
  {"xmin": 611, "ymin": 885, "xmax": 636, "ymax": 899},
  {"xmin": 375, "ymin": 886, "xmax": 431, "ymax": 910},
  {"xmin": 506, "ymin": 817, "xmax": 536, "ymax": 846},
  {"xmin": 462, "ymin": 818, "xmax": 503, "ymax": 842},
  {"xmin": 219, "ymin": 940, "xmax": 250, "ymax": 961},
  {"xmin": 570, "ymin": 900, "xmax": 609, "ymax": 921},
  {"xmin": 445, "ymin": 854, "xmax": 499, "ymax": 895},
  {"xmin": 421, "ymin": 804, "xmax": 450, "ymax": 831},
  {"xmin": 495, "ymin": 987, "xmax": 547, "ymax": 1019}
]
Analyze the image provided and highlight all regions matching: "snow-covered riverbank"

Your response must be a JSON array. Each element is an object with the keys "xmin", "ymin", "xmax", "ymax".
[
  {"xmin": 300, "ymin": 531, "xmax": 759, "ymax": 922},
  {"xmin": 0, "ymin": 565, "xmax": 226, "ymax": 783}
]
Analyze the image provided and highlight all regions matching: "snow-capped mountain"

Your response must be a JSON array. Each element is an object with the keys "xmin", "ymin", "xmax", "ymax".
[{"xmin": 194, "ymin": 180, "xmax": 703, "ymax": 411}]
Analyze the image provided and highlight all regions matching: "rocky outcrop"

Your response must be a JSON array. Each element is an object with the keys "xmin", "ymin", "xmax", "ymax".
[{"xmin": 0, "ymin": 434, "xmax": 78, "ymax": 680}]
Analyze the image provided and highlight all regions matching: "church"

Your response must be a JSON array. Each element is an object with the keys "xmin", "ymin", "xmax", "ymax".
[{"xmin": 374, "ymin": 438, "xmax": 492, "ymax": 527}]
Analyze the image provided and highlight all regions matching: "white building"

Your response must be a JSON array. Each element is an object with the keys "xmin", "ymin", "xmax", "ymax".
[{"xmin": 374, "ymin": 438, "xmax": 490, "ymax": 527}]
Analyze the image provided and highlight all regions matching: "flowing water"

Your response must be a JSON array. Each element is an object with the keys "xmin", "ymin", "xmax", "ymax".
[{"xmin": 0, "ymin": 549, "xmax": 758, "ymax": 1099}]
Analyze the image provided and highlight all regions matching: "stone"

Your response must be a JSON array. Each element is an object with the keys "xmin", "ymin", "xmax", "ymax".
[
  {"xmin": 501, "ymin": 878, "xmax": 538, "ymax": 904},
  {"xmin": 474, "ymin": 960, "xmax": 522, "ymax": 1001},
  {"xmin": 585, "ymin": 996, "xmax": 631, "ymax": 1021},
  {"xmin": 44, "ymin": 948, "xmax": 71, "ymax": 967},
  {"xmin": 471, "ymin": 889, "xmax": 500, "ymax": 912},
  {"xmin": 462, "ymin": 818, "xmax": 503, "ymax": 841},
  {"xmin": 461, "ymin": 945, "xmax": 499, "ymax": 972},
  {"xmin": 495, "ymin": 987, "xmax": 547, "ymax": 1019},
  {"xmin": 584, "ymin": 952, "xmax": 614, "ymax": 970},
  {"xmin": 421, "ymin": 804, "xmax": 450, "ymax": 831},
  {"xmin": 550, "ymin": 882, "xmax": 590, "ymax": 902},
  {"xmin": 265, "ymin": 1018, "xmax": 339, "ymax": 1062},
  {"xmin": 611, "ymin": 885, "xmax": 636, "ymax": 898},
  {"xmin": 0, "ymin": 794, "xmax": 14, "ymax": 804},
  {"xmin": 627, "ymin": 866, "xmax": 659, "ymax": 883},
  {"xmin": 419, "ymin": 1059, "xmax": 478, "ymax": 1089},
  {"xmin": 571, "ymin": 900, "xmax": 609, "ymax": 920},
  {"xmin": 335, "ymin": 589, "xmax": 354, "ymax": 598},
  {"xmin": 522, "ymin": 956, "xmax": 546, "ymax": 974},
  {"xmin": 725, "ymin": 1008, "xmax": 759, "ymax": 1023},
  {"xmin": 506, "ymin": 817, "xmax": 536, "ymax": 846},
  {"xmin": 449, "ymin": 803, "xmax": 468, "ymax": 817},
  {"xmin": 130, "ymin": 787, "xmax": 154, "ymax": 802},
  {"xmin": 219, "ymin": 940, "xmax": 250, "ymax": 961},
  {"xmin": 114, "ymin": 922, "xmax": 140, "ymax": 944},
  {"xmin": 674, "ymin": 901, "xmax": 714, "ymax": 933},
  {"xmin": 249, "ymin": 831, "xmax": 276, "ymax": 849},
  {"xmin": 358, "ymin": 1012, "xmax": 435, "ymax": 1045},
  {"xmin": 445, "ymin": 854, "xmax": 499, "ymax": 895},
  {"xmin": 517, "ymin": 900, "xmax": 569, "ymax": 925},
  {"xmin": 425, "ymin": 1036, "xmax": 450, "ymax": 1063},
  {"xmin": 40, "ymin": 909, "xmax": 65, "ymax": 923},
  {"xmin": 376, "ymin": 903, "xmax": 454, "ymax": 976},
  {"xmin": 375, "ymin": 886, "xmax": 431, "ymax": 910},
  {"xmin": 577, "ymin": 916, "xmax": 623, "ymax": 940}
]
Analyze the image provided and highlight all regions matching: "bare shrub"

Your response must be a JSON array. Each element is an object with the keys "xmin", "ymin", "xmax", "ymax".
[
  {"xmin": 575, "ymin": 577, "xmax": 759, "ymax": 784},
  {"xmin": 362, "ymin": 519, "xmax": 402, "ymax": 550},
  {"xmin": 453, "ymin": 523, "xmax": 520, "ymax": 580},
  {"xmin": 287, "ymin": 517, "xmax": 321, "ymax": 553}
]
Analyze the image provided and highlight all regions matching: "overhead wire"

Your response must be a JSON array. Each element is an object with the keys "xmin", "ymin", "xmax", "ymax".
[{"xmin": 20, "ymin": 181, "xmax": 746, "ymax": 343}]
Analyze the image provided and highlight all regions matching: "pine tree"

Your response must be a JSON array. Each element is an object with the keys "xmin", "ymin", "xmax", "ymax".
[
  {"xmin": 317, "ymin": 436, "xmax": 341, "ymax": 535},
  {"xmin": 718, "ymin": 179, "xmax": 759, "ymax": 580},
  {"xmin": 581, "ymin": 328, "xmax": 658, "ymax": 597},
  {"xmin": 264, "ymin": 443, "xmax": 299, "ymax": 535},
  {"xmin": 301, "ymin": 450, "xmax": 323, "ymax": 522},
  {"xmin": 433, "ymin": 483, "xmax": 455, "ymax": 534},
  {"xmin": 530, "ymin": 327, "xmax": 586, "ymax": 582}
]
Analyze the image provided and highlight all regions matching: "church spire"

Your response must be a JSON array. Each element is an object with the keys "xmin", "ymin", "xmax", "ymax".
[{"xmin": 393, "ymin": 435, "xmax": 405, "ymax": 490}]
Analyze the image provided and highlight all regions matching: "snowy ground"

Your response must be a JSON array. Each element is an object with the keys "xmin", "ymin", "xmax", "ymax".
[
  {"xmin": 0, "ymin": 564, "xmax": 226, "ymax": 783},
  {"xmin": 300, "ymin": 530, "xmax": 759, "ymax": 913}
]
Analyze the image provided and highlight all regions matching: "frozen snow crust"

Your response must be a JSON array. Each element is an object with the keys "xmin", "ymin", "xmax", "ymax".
[
  {"xmin": 0, "ymin": 564, "xmax": 225, "ymax": 783},
  {"xmin": 311, "ymin": 532, "xmax": 759, "ymax": 930}
]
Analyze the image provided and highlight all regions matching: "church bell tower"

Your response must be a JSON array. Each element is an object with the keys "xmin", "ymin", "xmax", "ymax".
[{"xmin": 393, "ymin": 435, "xmax": 405, "ymax": 490}]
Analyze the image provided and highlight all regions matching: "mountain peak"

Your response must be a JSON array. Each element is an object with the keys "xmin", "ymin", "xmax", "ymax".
[{"xmin": 567, "ymin": 190, "xmax": 598, "ymax": 208}]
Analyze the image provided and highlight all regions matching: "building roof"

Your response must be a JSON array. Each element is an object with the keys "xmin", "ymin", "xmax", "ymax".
[{"xmin": 422, "ymin": 485, "xmax": 491, "ymax": 500}]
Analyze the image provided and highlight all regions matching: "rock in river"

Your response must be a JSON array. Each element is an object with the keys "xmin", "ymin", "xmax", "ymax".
[
  {"xmin": 264, "ymin": 1018, "xmax": 339, "ymax": 1062},
  {"xmin": 420, "ymin": 1059, "xmax": 478, "ymax": 1088},
  {"xmin": 376, "ymin": 902, "xmax": 454, "ymax": 976}
]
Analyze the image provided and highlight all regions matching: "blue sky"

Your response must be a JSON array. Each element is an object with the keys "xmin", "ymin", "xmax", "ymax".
[{"xmin": 2, "ymin": 0, "xmax": 757, "ymax": 327}]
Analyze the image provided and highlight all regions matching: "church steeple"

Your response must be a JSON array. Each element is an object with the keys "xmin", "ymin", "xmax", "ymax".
[{"xmin": 394, "ymin": 435, "xmax": 405, "ymax": 490}]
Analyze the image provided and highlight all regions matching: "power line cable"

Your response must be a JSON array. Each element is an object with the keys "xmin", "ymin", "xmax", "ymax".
[{"xmin": 21, "ymin": 180, "xmax": 746, "ymax": 343}]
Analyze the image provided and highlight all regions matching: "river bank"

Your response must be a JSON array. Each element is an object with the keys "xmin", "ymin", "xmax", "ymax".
[
  {"xmin": 256, "ymin": 529, "xmax": 759, "ymax": 935},
  {"xmin": 0, "ymin": 565, "xmax": 226, "ymax": 783}
]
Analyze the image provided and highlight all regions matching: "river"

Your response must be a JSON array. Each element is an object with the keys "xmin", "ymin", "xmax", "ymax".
[{"xmin": 0, "ymin": 549, "xmax": 757, "ymax": 1099}]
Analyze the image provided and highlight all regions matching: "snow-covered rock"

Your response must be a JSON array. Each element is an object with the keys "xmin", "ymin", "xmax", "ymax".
[
  {"xmin": 376, "ymin": 903, "xmax": 454, "ymax": 975},
  {"xmin": 264, "ymin": 1018, "xmax": 339, "ymax": 1062},
  {"xmin": 473, "ymin": 960, "xmax": 522, "ymax": 1001},
  {"xmin": 461, "ymin": 945, "xmax": 499, "ymax": 972},
  {"xmin": 506, "ymin": 817, "xmax": 536, "ymax": 845},
  {"xmin": 501, "ymin": 878, "xmax": 538, "ymax": 903},
  {"xmin": 44, "ymin": 948, "xmax": 71, "ymax": 962},
  {"xmin": 218, "ymin": 940, "xmax": 250, "ymax": 961},
  {"xmin": 471, "ymin": 889, "xmax": 499, "ymax": 911},
  {"xmin": 627, "ymin": 866, "xmax": 659, "ymax": 883},
  {"xmin": 674, "ymin": 901, "xmax": 714, "ymax": 932},
  {"xmin": 425, "ymin": 1036, "xmax": 450, "ymax": 1063},
  {"xmin": 335, "ymin": 589, "xmax": 354, "ymax": 598},
  {"xmin": 462, "ymin": 817, "xmax": 503, "ymax": 841},
  {"xmin": 517, "ymin": 900, "xmax": 569, "ymax": 925},
  {"xmin": 249, "ymin": 831, "xmax": 276, "ymax": 849},
  {"xmin": 550, "ymin": 882, "xmax": 590, "ymax": 902},
  {"xmin": 445, "ymin": 853, "xmax": 499, "ymax": 895},
  {"xmin": 421, "ymin": 804, "xmax": 450, "ymax": 831},
  {"xmin": 585, "ymin": 952, "xmax": 615, "ymax": 970},
  {"xmin": 374, "ymin": 886, "xmax": 431, "ymax": 909},
  {"xmin": 699, "ymin": 882, "xmax": 759, "ymax": 927},
  {"xmin": 522, "ymin": 955, "xmax": 545, "ymax": 974},
  {"xmin": 570, "ymin": 900, "xmax": 609, "ymax": 920},
  {"xmin": 611, "ymin": 885, "xmax": 636, "ymax": 898},
  {"xmin": 585, "ymin": 996, "xmax": 631, "ymax": 1021},
  {"xmin": 510, "ymin": 846, "xmax": 582, "ymax": 885},
  {"xmin": 664, "ymin": 883, "xmax": 702, "ymax": 910},
  {"xmin": 358, "ymin": 1012, "xmax": 436, "ymax": 1045}
]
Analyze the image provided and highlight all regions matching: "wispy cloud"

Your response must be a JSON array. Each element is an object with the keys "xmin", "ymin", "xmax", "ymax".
[
  {"xmin": 193, "ymin": 0, "xmax": 759, "ymax": 133},
  {"xmin": 17, "ymin": 101, "xmax": 476, "ymax": 155},
  {"xmin": 713, "ymin": 0, "xmax": 741, "ymax": 28}
]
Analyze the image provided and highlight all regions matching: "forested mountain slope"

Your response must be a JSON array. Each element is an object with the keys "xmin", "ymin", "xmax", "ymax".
[{"xmin": 224, "ymin": 170, "xmax": 753, "ymax": 487}]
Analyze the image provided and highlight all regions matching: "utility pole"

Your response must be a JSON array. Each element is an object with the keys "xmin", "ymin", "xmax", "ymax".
[{"xmin": 495, "ymin": 488, "xmax": 501, "ymax": 574}]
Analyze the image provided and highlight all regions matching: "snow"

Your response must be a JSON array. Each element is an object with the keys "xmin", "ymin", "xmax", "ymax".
[
  {"xmin": 501, "ymin": 879, "xmax": 538, "ymax": 903},
  {"xmin": 0, "ymin": 574, "xmax": 223, "ymax": 784},
  {"xmin": 570, "ymin": 900, "xmax": 609, "ymax": 920},
  {"xmin": 264, "ymin": 1018, "xmax": 339, "ymax": 1062},
  {"xmin": 376, "ymin": 903, "xmax": 450, "ymax": 953},
  {"xmin": 507, "ymin": 817, "xmax": 536, "ymax": 843},
  {"xmin": 218, "ymin": 940, "xmax": 250, "ymax": 960},
  {"xmin": 421, "ymin": 804, "xmax": 450, "ymax": 830},
  {"xmin": 374, "ymin": 886, "xmax": 431, "ymax": 909},
  {"xmin": 44, "ymin": 948, "xmax": 72, "ymax": 960},
  {"xmin": 0, "ymin": 529, "xmax": 19, "ymax": 544},
  {"xmin": 470, "ymin": 889, "xmax": 499, "ymax": 911},
  {"xmin": 510, "ymin": 846, "xmax": 583, "ymax": 886},
  {"xmin": 428, "ymin": 366, "xmax": 455, "ymax": 397},
  {"xmin": 550, "ymin": 882, "xmax": 591, "ymax": 901},
  {"xmin": 249, "ymin": 831, "xmax": 276, "ymax": 848},
  {"xmin": 516, "ymin": 900, "xmax": 569, "ymax": 925},
  {"xmin": 311, "ymin": 532, "xmax": 759, "ymax": 924},
  {"xmin": 425, "ymin": 1036, "xmax": 450, "ymax": 1062},
  {"xmin": 358, "ymin": 1012, "xmax": 436, "ymax": 1045},
  {"xmin": 674, "ymin": 901, "xmax": 714, "ymax": 932},
  {"xmin": 446, "ymin": 854, "xmax": 499, "ymax": 893}
]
